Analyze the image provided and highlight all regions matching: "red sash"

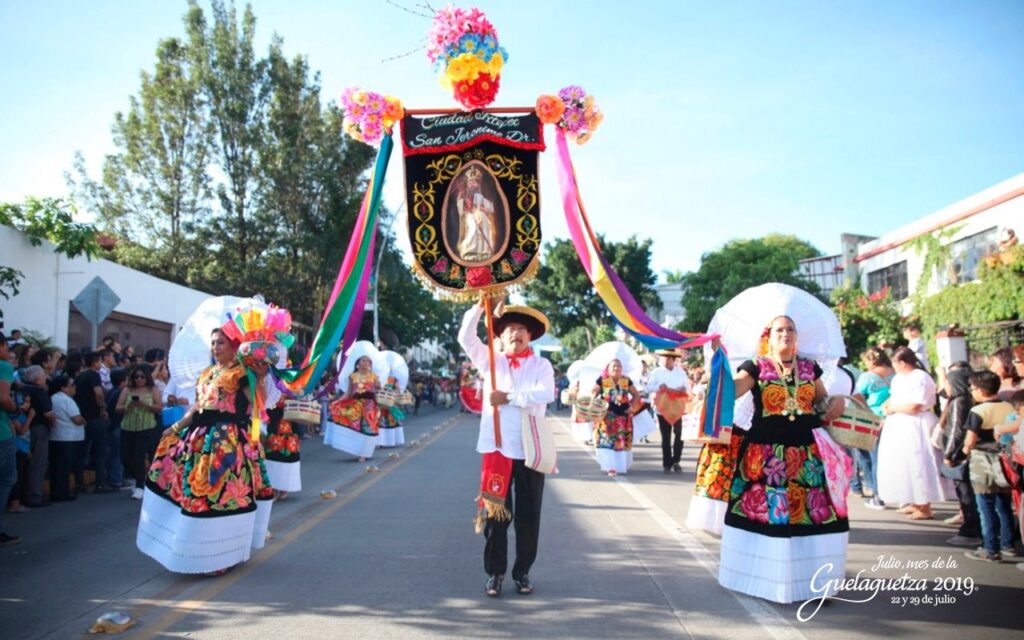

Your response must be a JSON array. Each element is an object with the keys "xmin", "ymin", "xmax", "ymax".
[{"xmin": 475, "ymin": 451, "xmax": 513, "ymax": 533}]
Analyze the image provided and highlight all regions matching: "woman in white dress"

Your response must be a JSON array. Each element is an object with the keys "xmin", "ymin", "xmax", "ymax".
[{"xmin": 876, "ymin": 346, "xmax": 947, "ymax": 520}]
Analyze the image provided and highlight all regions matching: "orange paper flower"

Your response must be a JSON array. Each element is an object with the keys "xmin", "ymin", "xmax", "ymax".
[{"xmin": 535, "ymin": 94, "xmax": 566, "ymax": 125}]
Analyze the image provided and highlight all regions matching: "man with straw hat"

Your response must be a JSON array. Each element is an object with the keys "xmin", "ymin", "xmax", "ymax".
[
  {"xmin": 458, "ymin": 301, "xmax": 555, "ymax": 598},
  {"xmin": 647, "ymin": 348, "xmax": 690, "ymax": 474}
]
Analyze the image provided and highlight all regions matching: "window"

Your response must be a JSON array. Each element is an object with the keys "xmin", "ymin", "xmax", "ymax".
[
  {"xmin": 948, "ymin": 227, "xmax": 998, "ymax": 284},
  {"xmin": 867, "ymin": 261, "xmax": 908, "ymax": 299}
]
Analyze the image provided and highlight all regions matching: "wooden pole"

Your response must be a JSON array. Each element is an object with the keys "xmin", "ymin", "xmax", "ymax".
[{"xmin": 483, "ymin": 296, "xmax": 502, "ymax": 448}]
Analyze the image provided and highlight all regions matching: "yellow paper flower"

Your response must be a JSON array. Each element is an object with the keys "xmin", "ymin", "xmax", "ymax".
[
  {"xmin": 446, "ymin": 56, "xmax": 471, "ymax": 82},
  {"xmin": 487, "ymin": 52, "xmax": 503, "ymax": 78}
]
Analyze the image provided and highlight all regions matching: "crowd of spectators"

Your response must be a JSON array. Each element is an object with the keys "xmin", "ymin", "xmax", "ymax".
[{"xmin": 0, "ymin": 332, "xmax": 178, "ymax": 546}]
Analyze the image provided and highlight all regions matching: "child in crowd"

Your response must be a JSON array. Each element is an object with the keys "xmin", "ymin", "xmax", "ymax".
[{"xmin": 962, "ymin": 371, "xmax": 1016, "ymax": 562}]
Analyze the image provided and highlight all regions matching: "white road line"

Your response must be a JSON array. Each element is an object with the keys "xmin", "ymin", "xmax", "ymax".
[{"xmin": 554, "ymin": 416, "xmax": 809, "ymax": 640}]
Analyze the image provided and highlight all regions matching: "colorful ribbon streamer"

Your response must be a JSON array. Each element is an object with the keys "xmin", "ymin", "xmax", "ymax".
[
  {"xmin": 553, "ymin": 128, "xmax": 733, "ymax": 433},
  {"xmin": 274, "ymin": 133, "xmax": 394, "ymax": 396}
]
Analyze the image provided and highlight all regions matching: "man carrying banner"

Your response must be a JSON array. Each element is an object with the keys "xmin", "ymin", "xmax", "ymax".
[
  {"xmin": 647, "ymin": 349, "xmax": 690, "ymax": 474},
  {"xmin": 458, "ymin": 302, "xmax": 555, "ymax": 597}
]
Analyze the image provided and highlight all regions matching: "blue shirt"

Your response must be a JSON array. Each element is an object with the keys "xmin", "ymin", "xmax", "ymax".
[{"xmin": 855, "ymin": 370, "xmax": 894, "ymax": 417}]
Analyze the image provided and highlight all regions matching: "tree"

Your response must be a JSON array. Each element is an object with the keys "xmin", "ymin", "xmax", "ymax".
[
  {"xmin": 679, "ymin": 235, "xmax": 822, "ymax": 333},
  {"xmin": 1, "ymin": 198, "xmax": 98, "ymax": 299},
  {"xmin": 71, "ymin": 33, "xmax": 210, "ymax": 284},
  {"xmin": 831, "ymin": 285, "xmax": 903, "ymax": 360},
  {"xmin": 526, "ymin": 235, "xmax": 660, "ymax": 353}
]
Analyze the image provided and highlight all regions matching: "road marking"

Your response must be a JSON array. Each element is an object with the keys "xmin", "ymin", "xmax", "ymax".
[
  {"xmin": 554, "ymin": 416, "xmax": 809, "ymax": 640},
  {"xmin": 131, "ymin": 414, "xmax": 465, "ymax": 639}
]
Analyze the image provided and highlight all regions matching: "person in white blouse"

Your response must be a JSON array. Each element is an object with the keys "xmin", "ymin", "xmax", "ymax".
[
  {"xmin": 458, "ymin": 302, "xmax": 555, "ymax": 598},
  {"xmin": 646, "ymin": 349, "xmax": 691, "ymax": 474},
  {"xmin": 48, "ymin": 375, "xmax": 86, "ymax": 502}
]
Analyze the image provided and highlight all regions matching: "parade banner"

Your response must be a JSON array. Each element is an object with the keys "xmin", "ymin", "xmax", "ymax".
[{"xmin": 399, "ymin": 111, "xmax": 546, "ymax": 299}]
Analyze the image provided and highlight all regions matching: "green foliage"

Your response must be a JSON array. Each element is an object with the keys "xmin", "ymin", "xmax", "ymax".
[
  {"xmin": 905, "ymin": 224, "xmax": 962, "ymax": 302},
  {"xmin": 526, "ymin": 235, "xmax": 660, "ymax": 355},
  {"xmin": 0, "ymin": 267, "xmax": 24, "ymax": 300},
  {"xmin": 70, "ymin": 1, "xmax": 402, "ymax": 335},
  {"xmin": 1, "ymin": 198, "xmax": 98, "ymax": 299},
  {"xmin": 916, "ymin": 254, "xmax": 1024, "ymax": 354},
  {"xmin": 830, "ymin": 285, "xmax": 903, "ymax": 361},
  {"xmin": 558, "ymin": 324, "xmax": 618, "ymax": 362},
  {"xmin": 17, "ymin": 329, "xmax": 57, "ymax": 350},
  {"xmin": 0, "ymin": 198, "xmax": 98, "ymax": 259},
  {"xmin": 679, "ymin": 235, "xmax": 823, "ymax": 332}
]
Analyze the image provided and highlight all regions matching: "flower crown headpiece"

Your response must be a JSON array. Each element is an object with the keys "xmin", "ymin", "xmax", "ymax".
[
  {"xmin": 757, "ymin": 326, "xmax": 771, "ymax": 357},
  {"xmin": 220, "ymin": 304, "xmax": 295, "ymax": 368}
]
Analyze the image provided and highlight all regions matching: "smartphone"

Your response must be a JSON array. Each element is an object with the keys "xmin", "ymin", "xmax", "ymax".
[{"xmin": 132, "ymin": 395, "xmax": 141, "ymax": 402}]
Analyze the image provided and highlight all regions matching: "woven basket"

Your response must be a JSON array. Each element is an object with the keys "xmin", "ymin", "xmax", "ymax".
[
  {"xmin": 399, "ymin": 390, "xmax": 415, "ymax": 405},
  {"xmin": 377, "ymin": 388, "xmax": 399, "ymax": 407},
  {"xmin": 283, "ymin": 400, "xmax": 322, "ymax": 425},
  {"xmin": 823, "ymin": 395, "xmax": 882, "ymax": 451},
  {"xmin": 575, "ymin": 396, "xmax": 608, "ymax": 423}
]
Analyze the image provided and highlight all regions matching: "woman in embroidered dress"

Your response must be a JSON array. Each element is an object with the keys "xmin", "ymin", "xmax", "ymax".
[
  {"xmin": 590, "ymin": 359, "xmax": 640, "ymax": 477},
  {"xmin": 136, "ymin": 328, "xmax": 274, "ymax": 575},
  {"xmin": 377, "ymin": 376, "xmax": 407, "ymax": 448},
  {"xmin": 263, "ymin": 398, "xmax": 301, "ymax": 498},
  {"xmin": 715, "ymin": 316, "xmax": 849, "ymax": 604},
  {"xmin": 325, "ymin": 356, "xmax": 381, "ymax": 462},
  {"xmin": 875, "ymin": 347, "xmax": 947, "ymax": 520}
]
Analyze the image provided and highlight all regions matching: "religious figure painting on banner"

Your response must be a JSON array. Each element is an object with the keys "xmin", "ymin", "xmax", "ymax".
[{"xmin": 445, "ymin": 160, "xmax": 509, "ymax": 265}]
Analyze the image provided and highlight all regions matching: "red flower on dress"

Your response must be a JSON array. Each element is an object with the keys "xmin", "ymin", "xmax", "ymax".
[
  {"xmin": 740, "ymin": 484, "xmax": 769, "ymax": 523},
  {"xmin": 466, "ymin": 266, "xmax": 494, "ymax": 288},
  {"xmin": 742, "ymin": 443, "xmax": 767, "ymax": 481}
]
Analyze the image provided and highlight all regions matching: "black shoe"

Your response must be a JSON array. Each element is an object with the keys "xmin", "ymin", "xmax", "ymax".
[
  {"xmin": 672, "ymin": 463, "xmax": 682, "ymax": 473},
  {"xmin": 663, "ymin": 468, "xmax": 672, "ymax": 474},
  {"xmin": 514, "ymin": 576, "xmax": 534, "ymax": 595},
  {"xmin": 24, "ymin": 500, "xmax": 53, "ymax": 508},
  {"xmin": 0, "ymin": 532, "xmax": 22, "ymax": 546},
  {"xmin": 485, "ymin": 575, "xmax": 503, "ymax": 597}
]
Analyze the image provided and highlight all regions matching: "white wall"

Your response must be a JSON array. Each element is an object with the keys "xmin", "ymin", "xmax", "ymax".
[
  {"xmin": 1, "ymin": 225, "xmax": 213, "ymax": 348},
  {"xmin": 855, "ymin": 173, "xmax": 1024, "ymax": 302}
]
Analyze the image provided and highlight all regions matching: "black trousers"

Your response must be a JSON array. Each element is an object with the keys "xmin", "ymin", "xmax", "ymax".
[
  {"xmin": 48, "ymin": 441, "xmax": 81, "ymax": 500},
  {"xmin": 955, "ymin": 463, "xmax": 981, "ymax": 538},
  {"xmin": 658, "ymin": 415, "xmax": 683, "ymax": 469},
  {"xmin": 483, "ymin": 459, "xmax": 544, "ymax": 580},
  {"xmin": 121, "ymin": 428, "xmax": 161, "ymax": 487}
]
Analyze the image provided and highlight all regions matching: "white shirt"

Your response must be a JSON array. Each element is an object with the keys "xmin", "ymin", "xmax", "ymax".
[
  {"xmin": 458, "ymin": 306, "xmax": 555, "ymax": 460},
  {"xmin": 162, "ymin": 378, "xmax": 196, "ymax": 407},
  {"xmin": 646, "ymin": 366, "xmax": 690, "ymax": 416},
  {"xmin": 908, "ymin": 337, "xmax": 931, "ymax": 371},
  {"xmin": 50, "ymin": 392, "xmax": 84, "ymax": 442}
]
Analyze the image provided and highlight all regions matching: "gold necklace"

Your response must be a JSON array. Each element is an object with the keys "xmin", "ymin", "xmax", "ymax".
[{"xmin": 769, "ymin": 353, "xmax": 800, "ymax": 421}]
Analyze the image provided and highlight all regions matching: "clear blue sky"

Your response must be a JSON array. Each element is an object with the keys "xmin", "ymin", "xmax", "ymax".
[{"xmin": 2, "ymin": 1, "xmax": 1022, "ymax": 278}]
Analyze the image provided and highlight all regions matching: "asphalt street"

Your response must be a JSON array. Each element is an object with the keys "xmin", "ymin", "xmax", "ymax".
[{"xmin": 1, "ymin": 404, "xmax": 1021, "ymax": 639}]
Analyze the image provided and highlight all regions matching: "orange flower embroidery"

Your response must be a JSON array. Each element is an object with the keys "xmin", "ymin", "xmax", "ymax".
[
  {"xmin": 788, "ymin": 482, "xmax": 808, "ymax": 524},
  {"xmin": 797, "ymin": 384, "xmax": 816, "ymax": 413},
  {"xmin": 761, "ymin": 384, "xmax": 788, "ymax": 415}
]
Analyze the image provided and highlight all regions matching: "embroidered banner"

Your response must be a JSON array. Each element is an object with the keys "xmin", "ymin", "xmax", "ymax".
[{"xmin": 400, "ymin": 112, "xmax": 545, "ymax": 299}]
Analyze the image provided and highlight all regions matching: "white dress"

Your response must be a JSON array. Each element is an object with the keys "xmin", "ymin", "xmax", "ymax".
[{"xmin": 876, "ymin": 369, "xmax": 948, "ymax": 505}]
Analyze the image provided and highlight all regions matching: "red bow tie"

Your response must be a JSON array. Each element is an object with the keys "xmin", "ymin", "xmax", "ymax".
[{"xmin": 506, "ymin": 348, "xmax": 533, "ymax": 369}]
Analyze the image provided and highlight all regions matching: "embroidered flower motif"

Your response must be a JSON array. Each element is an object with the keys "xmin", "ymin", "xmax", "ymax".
[
  {"xmin": 807, "ymin": 488, "xmax": 832, "ymax": 524},
  {"xmin": 741, "ymin": 443, "xmax": 767, "ymax": 481},
  {"xmin": 785, "ymin": 446, "xmax": 807, "ymax": 479},
  {"xmin": 766, "ymin": 487, "xmax": 789, "ymax": 524},
  {"xmin": 797, "ymin": 383, "xmax": 816, "ymax": 413},
  {"xmin": 800, "ymin": 457, "xmax": 825, "ymax": 487},
  {"xmin": 763, "ymin": 454, "xmax": 787, "ymax": 487},
  {"xmin": 740, "ymin": 484, "xmax": 769, "ymax": 523},
  {"xmin": 466, "ymin": 266, "xmax": 494, "ymax": 288},
  {"xmin": 787, "ymin": 483, "xmax": 808, "ymax": 524},
  {"xmin": 761, "ymin": 383, "xmax": 788, "ymax": 415}
]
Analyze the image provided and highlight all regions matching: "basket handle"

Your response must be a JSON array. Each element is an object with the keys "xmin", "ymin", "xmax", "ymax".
[{"xmin": 827, "ymin": 394, "xmax": 874, "ymax": 414}]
